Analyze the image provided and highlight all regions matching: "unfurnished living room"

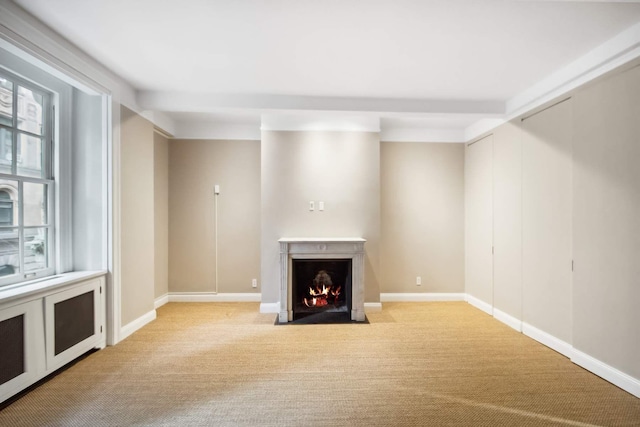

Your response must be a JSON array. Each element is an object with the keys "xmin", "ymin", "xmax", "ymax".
[{"xmin": 1, "ymin": 0, "xmax": 640, "ymax": 425}]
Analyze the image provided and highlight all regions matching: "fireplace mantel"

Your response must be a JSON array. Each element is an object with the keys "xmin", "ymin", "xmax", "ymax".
[{"xmin": 279, "ymin": 238, "xmax": 366, "ymax": 322}]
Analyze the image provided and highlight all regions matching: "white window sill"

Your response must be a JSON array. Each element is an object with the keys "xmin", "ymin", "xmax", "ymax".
[{"xmin": 0, "ymin": 270, "xmax": 107, "ymax": 305}]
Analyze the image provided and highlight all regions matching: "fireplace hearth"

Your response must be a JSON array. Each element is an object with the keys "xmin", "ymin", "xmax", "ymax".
[
  {"xmin": 292, "ymin": 259, "xmax": 351, "ymax": 320},
  {"xmin": 278, "ymin": 238, "xmax": 366, "ymax": 323}
]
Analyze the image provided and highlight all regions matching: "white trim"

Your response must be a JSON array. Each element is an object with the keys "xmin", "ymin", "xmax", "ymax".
[
  {"xmin": 381, "ymin": 292, "xmax": 466, "ymax": 302},
  {"xmin": 108, "ymin": 98, "xmax": 121, "ymax": 346},
  {"xmin": 493, "ymin": 308, "xmax": 523, "ymax": 332},
  {"xmin": 119, "ymin": 309, "xmax": 156, "ymax": 341},
  {"xmin": 139, "ymin": 110, "xmax": 176, "ymax": 136},
  {"xmin": 571, "ymin": 348, "xmax": 640, "ymax": 399},
  {"xmin": 380, "ymin": 127, "xmax": 465, "ymax": 143},
  {"xmin": 465, "ymin": 294, "xmax": 493, "ymax": 315},
  {"xmin": 168, "ymin": 292, "xmax": 261, "ymax": 302},
  {"xmin": 260, "ymin": 302, "xmax": 279, "ymax": 314},
  {"xmin": 137, "ymin": 91, "xmax": 503, "ymax": 116},
  {"xmin": 522, "ymin": 322, "xmax": 572, "ymax": 358},
  {"xmin": 364, "ymin": 302, "xmax": 382, "ymax": 312},
  {"xmin": 261, "ymin": 113, "xmax": 380, "ymax": 133},
  {"xmin": 506, "ymin": 22, "xmax": 640, "ymax": 118},
  {"xmin": 172, "ymin": 121, "xmax": 260, "ymax": 140},
  {"xmin": 154, "ymin": 293, "xmax": 169, "ymax": 309},
  {"xmin": 464, "ymin": 22, "xmax": 640, "ymax": 142}
]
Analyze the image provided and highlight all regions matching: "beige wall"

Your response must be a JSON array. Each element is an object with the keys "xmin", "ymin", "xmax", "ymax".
[
  {"xmin": 380, "ymin": 142, "xmax": 464, "ymax": 293},
  {"xmin": 120, "ymin": 106, "xmax": 155, "ymax": 326},
  {"xmin": 169, "ymin": 139, "xmax": 261, "ymax": 293},
  {"xmin": 261, "ymin": 131, "xmax": 381, "ymax": 304},
  {"xmin": 572, "ymin": 64, "xmax": 640, "ymax": 379},
  {"xmin": 154, "ymin": 131, "xmax": 169, "ymax": 299}
]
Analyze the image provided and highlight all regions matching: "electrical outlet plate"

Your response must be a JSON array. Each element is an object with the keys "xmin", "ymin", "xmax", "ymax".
[
  {"xmin": 309, "ymin": 201, "xmax": 315, "ymax": 211},
  {"xmin": 252, "ymin": 279, "xmax": 258, "ymax": 288},
  {"xmin": 416, "ymin": 276, "xmax": 422, "ymax": 285}
]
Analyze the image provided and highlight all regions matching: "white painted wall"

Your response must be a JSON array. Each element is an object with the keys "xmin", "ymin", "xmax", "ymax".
[
  {"xmin": 492, "ymin": 121, "xmax": 522, "ymax": 322},
  {"xmin": 572, "ymin": 64, "xmax": 640, "ymax": 380},
  {"xmin": 261, "ymin": 131, "xmax": 381, "ymax": 304},
  {"xmin": 465, "ymin": 135, "xmax": 493, "ymax": 309},
  {"xmin": 521, "ymin": 99, "xmax": 573, "ymax": 345},
  {"xmin": 72, "ymin": 88, "xmax": 105, "ymax": 271}
]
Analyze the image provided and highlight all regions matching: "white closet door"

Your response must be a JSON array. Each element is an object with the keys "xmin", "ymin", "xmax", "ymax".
[
  {"xmin": 492, "ymin": 121, "xmax": 522, "ymax": 325},
  {"xmin": 522, "ymin": 99, "xmax": 573, "ymax": 347},
  {"xmin": 465, "ymin": 135, "xmax": 493, "ymax": 311}
]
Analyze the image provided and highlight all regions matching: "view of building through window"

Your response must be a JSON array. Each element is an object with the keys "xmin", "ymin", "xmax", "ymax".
[{"xmin": 0, "ymin": 71, "xmax": 52, "ymax": 284}]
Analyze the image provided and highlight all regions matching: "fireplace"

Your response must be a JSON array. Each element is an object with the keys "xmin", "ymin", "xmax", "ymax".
[
  {"xmin": 279, "ymin": 238, "xmax": 365, "ymax": 322},
  {"xmin": 291, "ymin": 259, "xmax": 352, "ymax": 320}
]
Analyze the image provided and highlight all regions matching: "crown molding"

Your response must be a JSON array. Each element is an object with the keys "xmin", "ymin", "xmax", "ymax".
[{"xmin": 464, "ymin": 22, "xmax": 640, "ymax": 142}]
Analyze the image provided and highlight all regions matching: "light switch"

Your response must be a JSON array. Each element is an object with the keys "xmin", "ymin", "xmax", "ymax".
[
  {"xmin": 319, "ymin": 201, "xmax": 324, "ymax": 211},
  {"xmin": 309, "ymin": 201, "xmax": 315, "ymax": 211}
]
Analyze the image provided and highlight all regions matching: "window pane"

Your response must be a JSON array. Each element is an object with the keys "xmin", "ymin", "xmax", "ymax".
[
  {"xmin": 24, "ymin": 182, "xmax": 47, "ymax": 226},
  {"xmin": 0, "ymin": 77, "xmax": 13, "ymax": 127},
  {"xmin": 17, "ymin": 133, "xmax": 43, "ymax": 178},
  {"xmin": 17, "ymin": 86, "xmax": 43, "ymax": 135},
  {"xmin": 24, "ymin": 228, "xmax": 48, "ymax": 272},
  {"xmin": 0, "ymin": 228, "xmax": 20, "ymax": 277},
  {"xmin": 0, "ymin": 180, "xmax": 18, "ymax": 228},
  {"xmin": 0, "ymin": 128, "xmax": 12, "ymax": 174}
]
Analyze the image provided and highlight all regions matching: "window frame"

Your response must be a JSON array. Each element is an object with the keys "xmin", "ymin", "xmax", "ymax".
[{"xmin": 0, "ymin": 68, "xmax": 55, "ymax": 287}]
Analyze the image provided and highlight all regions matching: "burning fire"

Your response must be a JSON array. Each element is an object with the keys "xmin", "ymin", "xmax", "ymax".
[{"xmin": 303, "ymin": 270, "xmax": 341, "ymax": 308}]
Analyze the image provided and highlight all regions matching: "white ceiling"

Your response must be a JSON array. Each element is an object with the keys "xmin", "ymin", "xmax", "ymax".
[{"xmin": 13, "ymin": 0, "xmax": 640, "ymax": 140}]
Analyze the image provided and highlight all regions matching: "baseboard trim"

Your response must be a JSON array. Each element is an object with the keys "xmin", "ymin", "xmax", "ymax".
[
  {"xmin": 259, "ymin": 302, "xmax": 279, "ymax": 314},
  {"xmin": 522, "ymin": 322, "xmax": 572, "ymax": 358},
  {"xmin": 120, "ymin": 309, "xmax": 156, "ymax": 341},
  {"xmin": 465, "ymin": 294, "xmax": 493, "ymax": 315},
  {"xmin": 381, "ymin": 293, "xmax": 466, "ymax": 302},
  {"xmin": 364, "ymin": 302, "xmax": 382, "ymax": 312},
  {"xmin": 465, "ymin": 295, "xmax": 640, "ymax": 397},
  {"xmin": 168, "ymin": 292, "xmax": 261, "ymax": 302},
  {"xmin": 571, "ymin": 348, "xmax": 640, "ymax": 399},
  {"xmin": 154, "ymin": 294, "xmax": 169, "ymax": 309},
  {"xmin": 493, "ymin": 308, "xmax": 523, "ymax": 332}
]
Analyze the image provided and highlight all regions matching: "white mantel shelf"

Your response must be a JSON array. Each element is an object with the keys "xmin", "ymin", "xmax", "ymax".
[
  {"xmin": 279, "ymin": 238, "xmax": 366, "ymax": 322},
  {"xmin": 278, "ymin": 237, "xmax": 366, "ymax": 243}
]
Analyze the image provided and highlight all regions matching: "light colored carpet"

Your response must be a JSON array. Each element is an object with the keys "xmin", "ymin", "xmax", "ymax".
[{"xmin": 1, "ymin": 302, "xmax": 639, "ymax": 426}]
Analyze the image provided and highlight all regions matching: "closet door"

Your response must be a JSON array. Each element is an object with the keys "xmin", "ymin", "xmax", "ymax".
[
  {"xmin": 492, "ymin": 122, "xmax": 522, "ymax": 326},
  {"xmin": 465, "ymin": 135, "xmax": 493, "ymax": 311},
  {"xmin": 522, "ymin": 99, "xmax": 573, "ymax": 350}
]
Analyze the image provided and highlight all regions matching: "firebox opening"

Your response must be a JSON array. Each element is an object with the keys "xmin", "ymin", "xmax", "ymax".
[{"xmin": 292, "ymin": 259, "xmax": 352, "ymax": 321}]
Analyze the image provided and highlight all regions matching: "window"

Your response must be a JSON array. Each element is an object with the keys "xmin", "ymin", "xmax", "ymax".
[{"xmin": 0, "ymin": 70, "xmax": 54, "ymax": 285}]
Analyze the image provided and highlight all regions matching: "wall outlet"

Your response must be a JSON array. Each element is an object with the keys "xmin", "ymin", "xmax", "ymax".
[
  {"xmin": 252, "ymin": 278, "xmax": 258, "ymax": 288},
  {"xmin": 309, "ymin": 201, "xmax": 315, "ymax": 211},
  {"xmin": 416, "ymin": 276, "xmax": 422, "ymax": 286},
  {"xmin": 319, "ymin": 201, "xmax": 325, "ymax": 211},
  {"xmin": 214, "ymin": 184, "xmax": 220, "ymax": 194}
]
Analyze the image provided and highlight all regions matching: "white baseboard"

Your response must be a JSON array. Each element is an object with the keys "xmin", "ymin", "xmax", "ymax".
[
  {"xmin": 493, "ymin": 308, "xmax": 523, "ymax": 332},
  {"xmin": 168, "ymin": 292, "xmax": 261, "ymax": 302},
  {"xmin": 571, "ymin": 348, "xmax": 640, "ymax": 399},
  {"xmin": 364, "ymin": 302, "xmax": 382, "ymax": 312},
  {"xmin": 120, "ymin": 309, "xmax": 157, "ymax": 341},
  {"xmin": 259, "ymin": 302, "xmax": 279, "ymax": 314},
  {"xmin": 381, "ymin": 293, "xmax": 466, "ymax": 302},
  {"xmin": 465, "ymin": 294, "xmax": 493, "ymax": 315},
  {"xmin": 522, "ymin": 322, "xmax": 572, "ymax": 358},
  {"xmin": 154, "ymin": 293, "xmax": 169, "ymax": 309}
]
